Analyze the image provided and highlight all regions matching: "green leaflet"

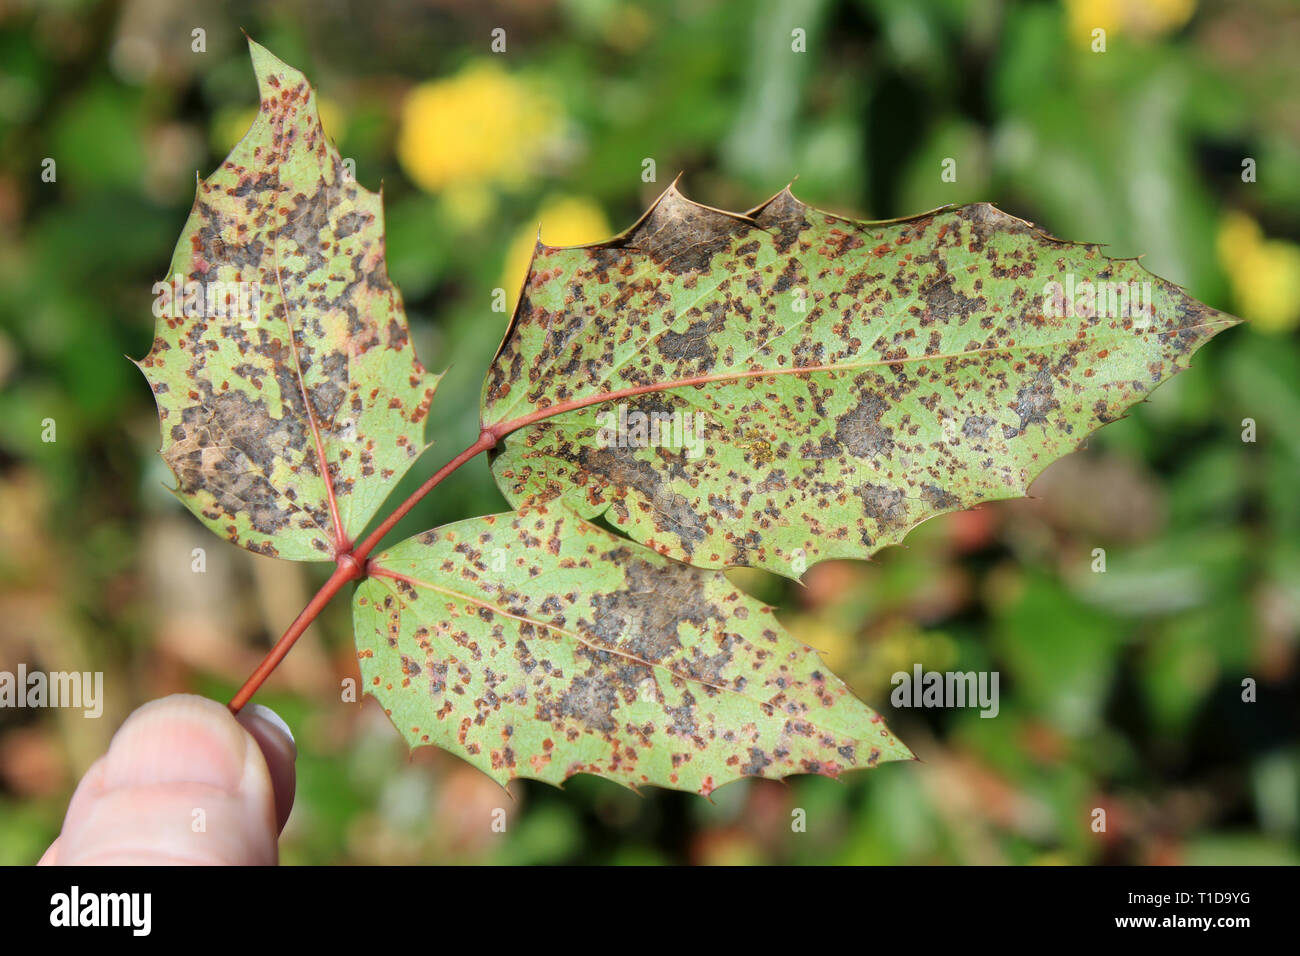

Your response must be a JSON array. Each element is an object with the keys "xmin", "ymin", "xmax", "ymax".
[
  {"xmin": 137, "ymin": 41, "xmax": 438, "ymax": 561},
  {"xmin": 354, "ymin": 507, "xmax": 912, "ymax": 793},
  {"xmin": 483, "ymin": 185, "xmax": 1238, "ymax": 577}
]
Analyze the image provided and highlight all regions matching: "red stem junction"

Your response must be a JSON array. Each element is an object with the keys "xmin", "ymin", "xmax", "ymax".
[
  {"xmin": 226, "ymin": 427, "xmax": 498, "ymax": 713},
  {"xmin": 229, "ymin": 363, "xmax": 847, "ymax": 712}
]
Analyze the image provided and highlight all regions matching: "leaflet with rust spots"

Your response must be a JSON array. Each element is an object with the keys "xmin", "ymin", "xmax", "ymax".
[
  {"xmin": 354, "ymin": 507, "xmax": 911, "ymax": 793},
  {"xmin": 136, "ymin": 40, "xmax": 438, "ymax": 560},
  {"xmin": 483, "ymin": 184, "xmax": 1237, "ymax": 577}
]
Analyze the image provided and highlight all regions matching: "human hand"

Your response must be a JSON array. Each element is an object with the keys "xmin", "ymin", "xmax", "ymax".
[{"xmin": 38, "ymin": 694, "xmax": 296, "ymax": 865}]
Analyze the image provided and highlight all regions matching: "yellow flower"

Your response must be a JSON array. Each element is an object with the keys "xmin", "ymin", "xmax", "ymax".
[
  {"xmin": 397, "ymin": 62, "xmax": 560, "ymax": 194},
  {"xmin": 1217, "ymin": 210, "xmax": 1300, "ymax": 334},
  {"xmin": 501, "ymin": 196, "xmax": 611, "ymax": 308},
  {"xmin": 1064, "ymin": 0, "xmax": 1196, "ymax": 46}
]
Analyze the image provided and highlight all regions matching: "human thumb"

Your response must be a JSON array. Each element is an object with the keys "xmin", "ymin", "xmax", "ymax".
[{"xmin": 39, "ymin": 694, "xmax": 296, "ymax": 865}]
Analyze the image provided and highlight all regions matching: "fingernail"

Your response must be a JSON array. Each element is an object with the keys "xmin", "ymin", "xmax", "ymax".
[{"xmin": 240, "ymin": 703, "xmax": 296, "ymax": 759}]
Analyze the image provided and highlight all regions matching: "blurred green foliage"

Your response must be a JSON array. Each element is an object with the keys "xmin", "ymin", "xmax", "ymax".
[{"xmin": 1, "ymin": 0, "xmax": 1298, "ymax": 864}]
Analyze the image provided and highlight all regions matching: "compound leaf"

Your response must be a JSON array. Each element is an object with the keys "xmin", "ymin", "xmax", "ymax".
[
  {"xmin": 141, "ymin": 43, "xmax": 1244, "ymax": 796},
  {"xmin": 354, "ymin": 506, "xmax": 911, "ymax": 794},
  {"xmin": 483, "ymin": 185, "xmax": 1237, "ymax": 577},
  {"xmin": 137, "ymin": 41, "xmax": 438, "ymax": 561}
]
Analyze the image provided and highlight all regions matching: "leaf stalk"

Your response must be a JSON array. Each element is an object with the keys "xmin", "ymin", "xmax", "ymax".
[{"xmin": 228, "ymin": 428, "xmax": 499, "ymax": 713}]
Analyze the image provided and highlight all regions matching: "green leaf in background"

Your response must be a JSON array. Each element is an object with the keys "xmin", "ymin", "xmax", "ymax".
[
  {"xmin": 353, "ymin": 506, "xmax": 911, "ymax": 794},
  {"xmin": 136, "ymin": 41, "xmax": 439, "ymax": 560},
  {"xmin": 483, "ymin": 185, "xmax": 1238, "ymax": 577}
]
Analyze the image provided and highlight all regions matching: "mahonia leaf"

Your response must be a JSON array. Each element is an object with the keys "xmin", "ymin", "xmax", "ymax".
[
  {"xmin": 353, "ymin": 506, "xmax": 912, "ymax": 794},
  {"xmin": 136, "ymin": 40, "xmax": 438, "ymax": 560},
  {"xmin": 483, "ymin": 184, "xmax": 1237, "ymax": 577}
]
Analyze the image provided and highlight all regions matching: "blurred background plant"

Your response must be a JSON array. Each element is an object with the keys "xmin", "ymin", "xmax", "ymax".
[{"xmin": 1, "ymin": 0, "xmax": 1297, "ymax": 865}]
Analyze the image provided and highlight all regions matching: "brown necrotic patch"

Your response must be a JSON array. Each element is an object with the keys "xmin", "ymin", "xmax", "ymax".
[
  {"xmin": 792, "ymin": 338, "xmax": 826, "ymax": 367},
  {"xmin": 957, "ymin": 202, "xmax": 1031, "ymax": 248},
  {"xmin": 658, "ymin": 315, "xmax": 722, "ymax": 368},
  {"xmin": 665, "ymin": 691, "xmax": 698, "ymax": 737},
  {"xmin": 749, "ymin": 188, "xmax": 812, "ymax": 254},
  {"xmin": 921, "ymin": 271, "xmax": 986, "ymax": 324},
  {"xmin": 616, "ymin": 187, "xmax": 754, "ymax": 275},
  {"xmin": 833, "ymin": 392, "xmax": 894, "ymax": 459},
  {"xmin": 309, "ymin": 350, "xmax": 350, "ymax": 424},
  {"xmin": 856, "ymin": 482, "xmax": 907, "ymax": 526},
  {"xmin": 1013, "ymin": 369, "xmax": 1060, "ymax": 431},
  {"xmin": 164, "ymin": 384, "xmax": 311, "ymax": 536},
  {"xmin": 741, "ymin": 747, "xmax": 773, "ymax": 776},
  {"xmin": 800, "ymin": 434, "xmax": 841, "ymax": 460},
  {"xmin": 961, "ymin": 414, "xmax": 996, "ymax": 439},
  {"xmin": 554, "ymin": 672, "xmax": 619, "ymax": 734},
  {"xmin": 284, "ymin": 182, "xmax": 332, "ymax": 271},
  {"xmin": 584, "ymin": 554, "xmax": 723, "ymax": 664},
  {"xmin": 576, "ymin": 444, "xmax": 708, "ymax": 551},
  {"xmin": 922, "ymin": 484, "xmax": 960, "ymax": 510}
]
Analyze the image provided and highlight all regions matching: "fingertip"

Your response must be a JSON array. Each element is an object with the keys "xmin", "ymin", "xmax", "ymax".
[
  {"xmin": 102, "ymin": 694, "xmax": 250, "ymax": 793},
  {"xmin": 53, "ymin": 694, "xmax": 285, "ymax": 865}
]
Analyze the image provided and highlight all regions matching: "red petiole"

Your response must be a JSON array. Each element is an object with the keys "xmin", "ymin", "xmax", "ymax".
[{"xmin": 226, "ymin": 427, "xmax": 499, "ymax": 713}]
